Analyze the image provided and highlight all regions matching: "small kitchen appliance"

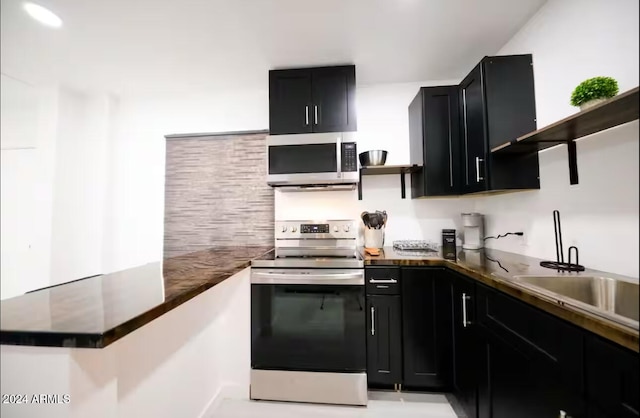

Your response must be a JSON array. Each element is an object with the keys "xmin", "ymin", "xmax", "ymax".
[
  {"xmin": 266, "ymin": 132, "xmax": 358, "ymax": 190},
  {"xmin": 461, "ymin": 213, "xmax": 484, "ymax": 250},
  {"xmin": 250, "ymin": 220, "xmax": 366, "ymax": 406},
  {"xmin": 442, "ymin": 229, "xmax": 457, "ymax": 260}
]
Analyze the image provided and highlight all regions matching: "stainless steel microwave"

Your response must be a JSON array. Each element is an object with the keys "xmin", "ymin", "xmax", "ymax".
[{"xmin": 266, "ymin": 132, "xmax": 358, "ymax": 188}]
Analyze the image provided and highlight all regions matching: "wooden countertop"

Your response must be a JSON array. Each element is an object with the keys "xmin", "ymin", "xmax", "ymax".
[
  {"xmin": 362, "ymin": 247, "xmax": 639, "ymax": 352},
  {"xmin": 0, "ymin": 246, "xmax": 273, "ymax": 348}
]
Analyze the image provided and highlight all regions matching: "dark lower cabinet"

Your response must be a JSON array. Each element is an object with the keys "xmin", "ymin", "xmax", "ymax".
[
  {"xmin": 401, "ymin": 268, "xmax": 452, "ymax": 389},
  {"xmin": 364, "ymin": 266, "xmax": 637, "ymax": 418},
  {"xmin": 476, "ymin": 283, "xmax": 585, "ymax": 418},
  {"xmin": 586, "ymin": 335, "xmax": 639, "ymax": 418},
  {"xmin": 366, "ymin": 295, "xmax": 402, "ymax": 386},
  {"xmin": 477, "ymin": 329, "xmax": 584, "ymax": 418},
  {"xmin": 451, "ymin": 271, "xmax": 478, "ymax": 418}
]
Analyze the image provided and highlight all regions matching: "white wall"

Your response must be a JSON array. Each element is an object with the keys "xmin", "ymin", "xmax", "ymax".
[
  {"xmin": 49, "ymin": 89, "xmax": 113, "ymax": 285},
  {"xmin": 0, "ymin": 80, "xmax": 115, "ymax": 298},
  {"xmin": 0, "ymin": 79, "xmax": 59, "ymax": 299},
  {"xmin": 476, "ymin": 0, "xmax": 639, "ymax": 277},
  {"xmin": 1, "ymin": 74, "xmax": 39, "ymax": 150}
]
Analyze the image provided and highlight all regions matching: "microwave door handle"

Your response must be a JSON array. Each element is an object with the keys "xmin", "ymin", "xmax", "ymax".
[{"xmin": 336, "ymin": 136, "xmax": 342, "ymax": 178}]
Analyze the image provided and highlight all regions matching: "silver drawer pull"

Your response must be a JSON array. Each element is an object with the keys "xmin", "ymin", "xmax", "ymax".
[
  {"xmin": 371, "ymin": 307, "xmax": 375, "ymax": 336},
  {"xmin": 376, "ymin": 285, "xmax": 389, "ymax": 289},
  {"xmin": 369, "ymin": 278, "xmax": 397, "ymax": 284},
  {"xmin": 462, "ymin": 293, "xmax": 471, "ymax": 327}
]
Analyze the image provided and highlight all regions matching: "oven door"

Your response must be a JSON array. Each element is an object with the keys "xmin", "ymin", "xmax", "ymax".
[{"xmin": 251, "ymin": 268, "xmax": 366, "ymax": 373}]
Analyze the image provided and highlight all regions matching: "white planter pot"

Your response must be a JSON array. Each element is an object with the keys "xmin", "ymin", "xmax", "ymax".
[{"xmin": 579, "ymin": 98, "xmax": 608, "ymax": 111}]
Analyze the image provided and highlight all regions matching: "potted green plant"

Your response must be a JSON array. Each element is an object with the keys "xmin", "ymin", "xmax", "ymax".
[{"xmin": 570, "ymin": 76, "xmax": 619, "ymax": 110}]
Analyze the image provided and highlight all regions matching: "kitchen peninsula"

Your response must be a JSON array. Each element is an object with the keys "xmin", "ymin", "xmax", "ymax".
[{"xmin": 0, "ymin": 246, "xmax": 271, "ymax": 418}]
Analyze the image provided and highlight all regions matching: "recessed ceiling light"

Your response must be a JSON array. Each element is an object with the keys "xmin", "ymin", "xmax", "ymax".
[{"xmin": 23, "ymin": 2, "xmax": 63, "ymax": 28}]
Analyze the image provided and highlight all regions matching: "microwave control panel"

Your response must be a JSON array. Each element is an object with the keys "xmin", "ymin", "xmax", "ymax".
[{"xmin": 341, "ymin": 142, "xmax": 358, "ymax": 172}]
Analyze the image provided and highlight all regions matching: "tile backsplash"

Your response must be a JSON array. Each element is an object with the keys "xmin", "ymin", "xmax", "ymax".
[{"xmin": 163, "ymin": 132, "xmax": 273, "ymax": 258}]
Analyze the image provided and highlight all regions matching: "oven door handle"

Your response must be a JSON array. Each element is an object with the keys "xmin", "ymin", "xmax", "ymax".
[{"xmin": 251, "ymin": 270, "xmax": 364, "ymax": 285}]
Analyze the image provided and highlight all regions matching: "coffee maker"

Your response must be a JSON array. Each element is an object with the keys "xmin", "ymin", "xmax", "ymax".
[{"xmin": 461, "ymin": 213, "xmax": 484, "ymax": 250}]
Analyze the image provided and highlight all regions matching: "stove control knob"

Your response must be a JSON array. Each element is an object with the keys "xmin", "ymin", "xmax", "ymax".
[
  {"xmin": 291, "ymin": 226, "xmax": 297, "ymax": 233},
  {"xmin": 344, "ymin": 225, "xmax": 350, "ymax": 232},
  {"xmin": 333, "ymin": 226, "xmax": 339, "ymax": 232},
  {"xmin": 281, "ymin": 226, "xmax": 288, "ymax": 232}
]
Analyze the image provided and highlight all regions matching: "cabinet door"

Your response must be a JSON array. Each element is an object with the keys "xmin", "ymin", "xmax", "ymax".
[
  {"xmin": 366, "ymin": 295, "xmax": 402, "ymax": 386},
  {"xmin": 269, "ymin": 69, "xmax": 313, "ymax": 135},
  {"xmin": 401, "ymin": 268, "xmax": 452, "ymax": 389},
  {"xmin": 409, "ymin": 86, "xmax": 460, "ymax": 197},
  {"xmin": 451, "ymin": 272, "xmax": 478, "ymax": 418},
  {"xmin": 586, "ymin": 335, "xmax": 639, "ymax": 418},
  {"xmin": 477, "ymin": 329, "xmax": 584, "ymax": 418},
  {"xmin": 311, "ymin": 66, "xmax": 356, "ymax": 133},
  {"xmin": 483, "ymin": 55, "xmax": 540, "ymax": 191},
  {"xmin": 483, "ymin": 55, "xmax": 537, "ymax": 150},
  {"xmin": 459, "ymin": 63, "xmax": 487, "ymax": 194}
]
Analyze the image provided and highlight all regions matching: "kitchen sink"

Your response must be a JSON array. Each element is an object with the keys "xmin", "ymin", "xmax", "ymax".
[{"xmin": 511, "ymin": 275, "xmax": 639, "ymax": 327}]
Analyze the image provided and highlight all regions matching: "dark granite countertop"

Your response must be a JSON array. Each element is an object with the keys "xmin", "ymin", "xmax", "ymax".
[
  {"xmin": 362, "ymin": 247, "xmax": 639, "ymax": 352},
  {"xmin": 0, "ymin": 246, "xmax": 272, "ymax": 348}
]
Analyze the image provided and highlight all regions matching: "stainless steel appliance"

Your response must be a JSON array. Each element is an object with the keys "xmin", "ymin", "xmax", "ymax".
[
  {"xmin": 266, "ymin": 133, "xmax": 359, "ymax": 189},
  {"xmin": 250, "ymin": 220, "xmax": 366, "ymax": 406},
  {"xmin": 462, "ymin": 213, "xmax": 484, "ymax": 250}
]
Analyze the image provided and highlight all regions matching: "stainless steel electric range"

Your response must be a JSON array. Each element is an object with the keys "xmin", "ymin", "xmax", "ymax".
[{"xmin": 250, "ymin": 220, "xmax": 367, "ymax": 406}]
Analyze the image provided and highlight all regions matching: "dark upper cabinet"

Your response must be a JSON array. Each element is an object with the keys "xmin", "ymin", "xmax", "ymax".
[
  {"xmin": 269, "ymin": 69, "xmax": 313, "ymax": 135},
  {"xmin": 459, "ymin": 55, "xmax": 540, "ymax": 194},
  {"xmin": 450, "ymin": 271, "xmax": 478, "ymax": 418},
  {"xmin": 401, "ymin": 268, "xmax": 452, "ymax": 389},
  {"xmin": 366, "ymin": 295, "xmax": 402, "ymax": 386},
  {"xmin": 586, "ymin": 336, "xmax": 639, "ymax": 418},
  {"xmin": 409, "ymin": 86, "xmax": 461, "ymax": 197},
  {"xmin": 311, "ymin": 66, "xmax": 357, "ymax": 133},
  {"xmin": 269, "ymin": 65, "xmax": 356, "ymax": 135}
]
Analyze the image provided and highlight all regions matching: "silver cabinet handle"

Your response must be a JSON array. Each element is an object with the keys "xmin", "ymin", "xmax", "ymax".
[
  {"xmin": 314, "ymin": 105, "xmax": 318, "ymax": 125},
  {"xmin": 371, "ymin": 307, "xmax": 375, "ymax": 336},
  {"xmin": 369, "ymin": 278, "xmax": 397, "ymax": 284},
  {"xmin": 305, "ymin": 106, "xmax": 309, "ymax": 126},
  {"xmin": 462, "ymin": 89, "xmax": 469, "ymax": 186},
  {"xmin": 475, "ymin": 157, "xmax": 484, "ymax": 182},
  {"xmin": 462, "ymin": 293, "xmax": 471, "ymax": 328},
  {"xmin": 448, "ymin": 104, "xmax": 453, "ymax": 187}
]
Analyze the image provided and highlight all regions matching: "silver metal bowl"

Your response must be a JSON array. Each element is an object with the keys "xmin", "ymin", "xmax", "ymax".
[{"xmin": 359, "ymin": 150, "xmax": 388, "ymax": 167}]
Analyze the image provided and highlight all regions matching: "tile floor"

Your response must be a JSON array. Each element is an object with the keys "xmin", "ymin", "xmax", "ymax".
[{"xmin": 210, "ymin": 391, "xmax": 458, "ymax": 418}]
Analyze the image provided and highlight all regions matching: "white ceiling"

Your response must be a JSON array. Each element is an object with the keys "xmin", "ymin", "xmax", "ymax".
[{"xmin": 1, "ymin": 0, "xmax": 546, "ymax": 95}]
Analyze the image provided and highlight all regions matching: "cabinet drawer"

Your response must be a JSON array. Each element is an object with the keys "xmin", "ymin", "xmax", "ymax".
[
  {"xmin": 365, "ymin": 268, "xmax": 400, "ymax": 295},
  {"xmin": 476, "ymin": 284, "xmax": 583, "ymax": 391}
]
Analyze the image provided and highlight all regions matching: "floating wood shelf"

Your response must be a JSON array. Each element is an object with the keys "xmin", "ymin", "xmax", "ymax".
[
  {"xmin": 491, "ymin": 87, "xmax": 639, "ymax": 184},
  {"xmin": 358, "ymin": 164, "xmax": 422, "ymax": 200}
]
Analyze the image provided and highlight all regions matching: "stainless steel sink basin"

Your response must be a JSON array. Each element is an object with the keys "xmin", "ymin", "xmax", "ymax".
[{"xmin": 511, "ymin": 275, "xmax": 639, "ymax": 327}]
